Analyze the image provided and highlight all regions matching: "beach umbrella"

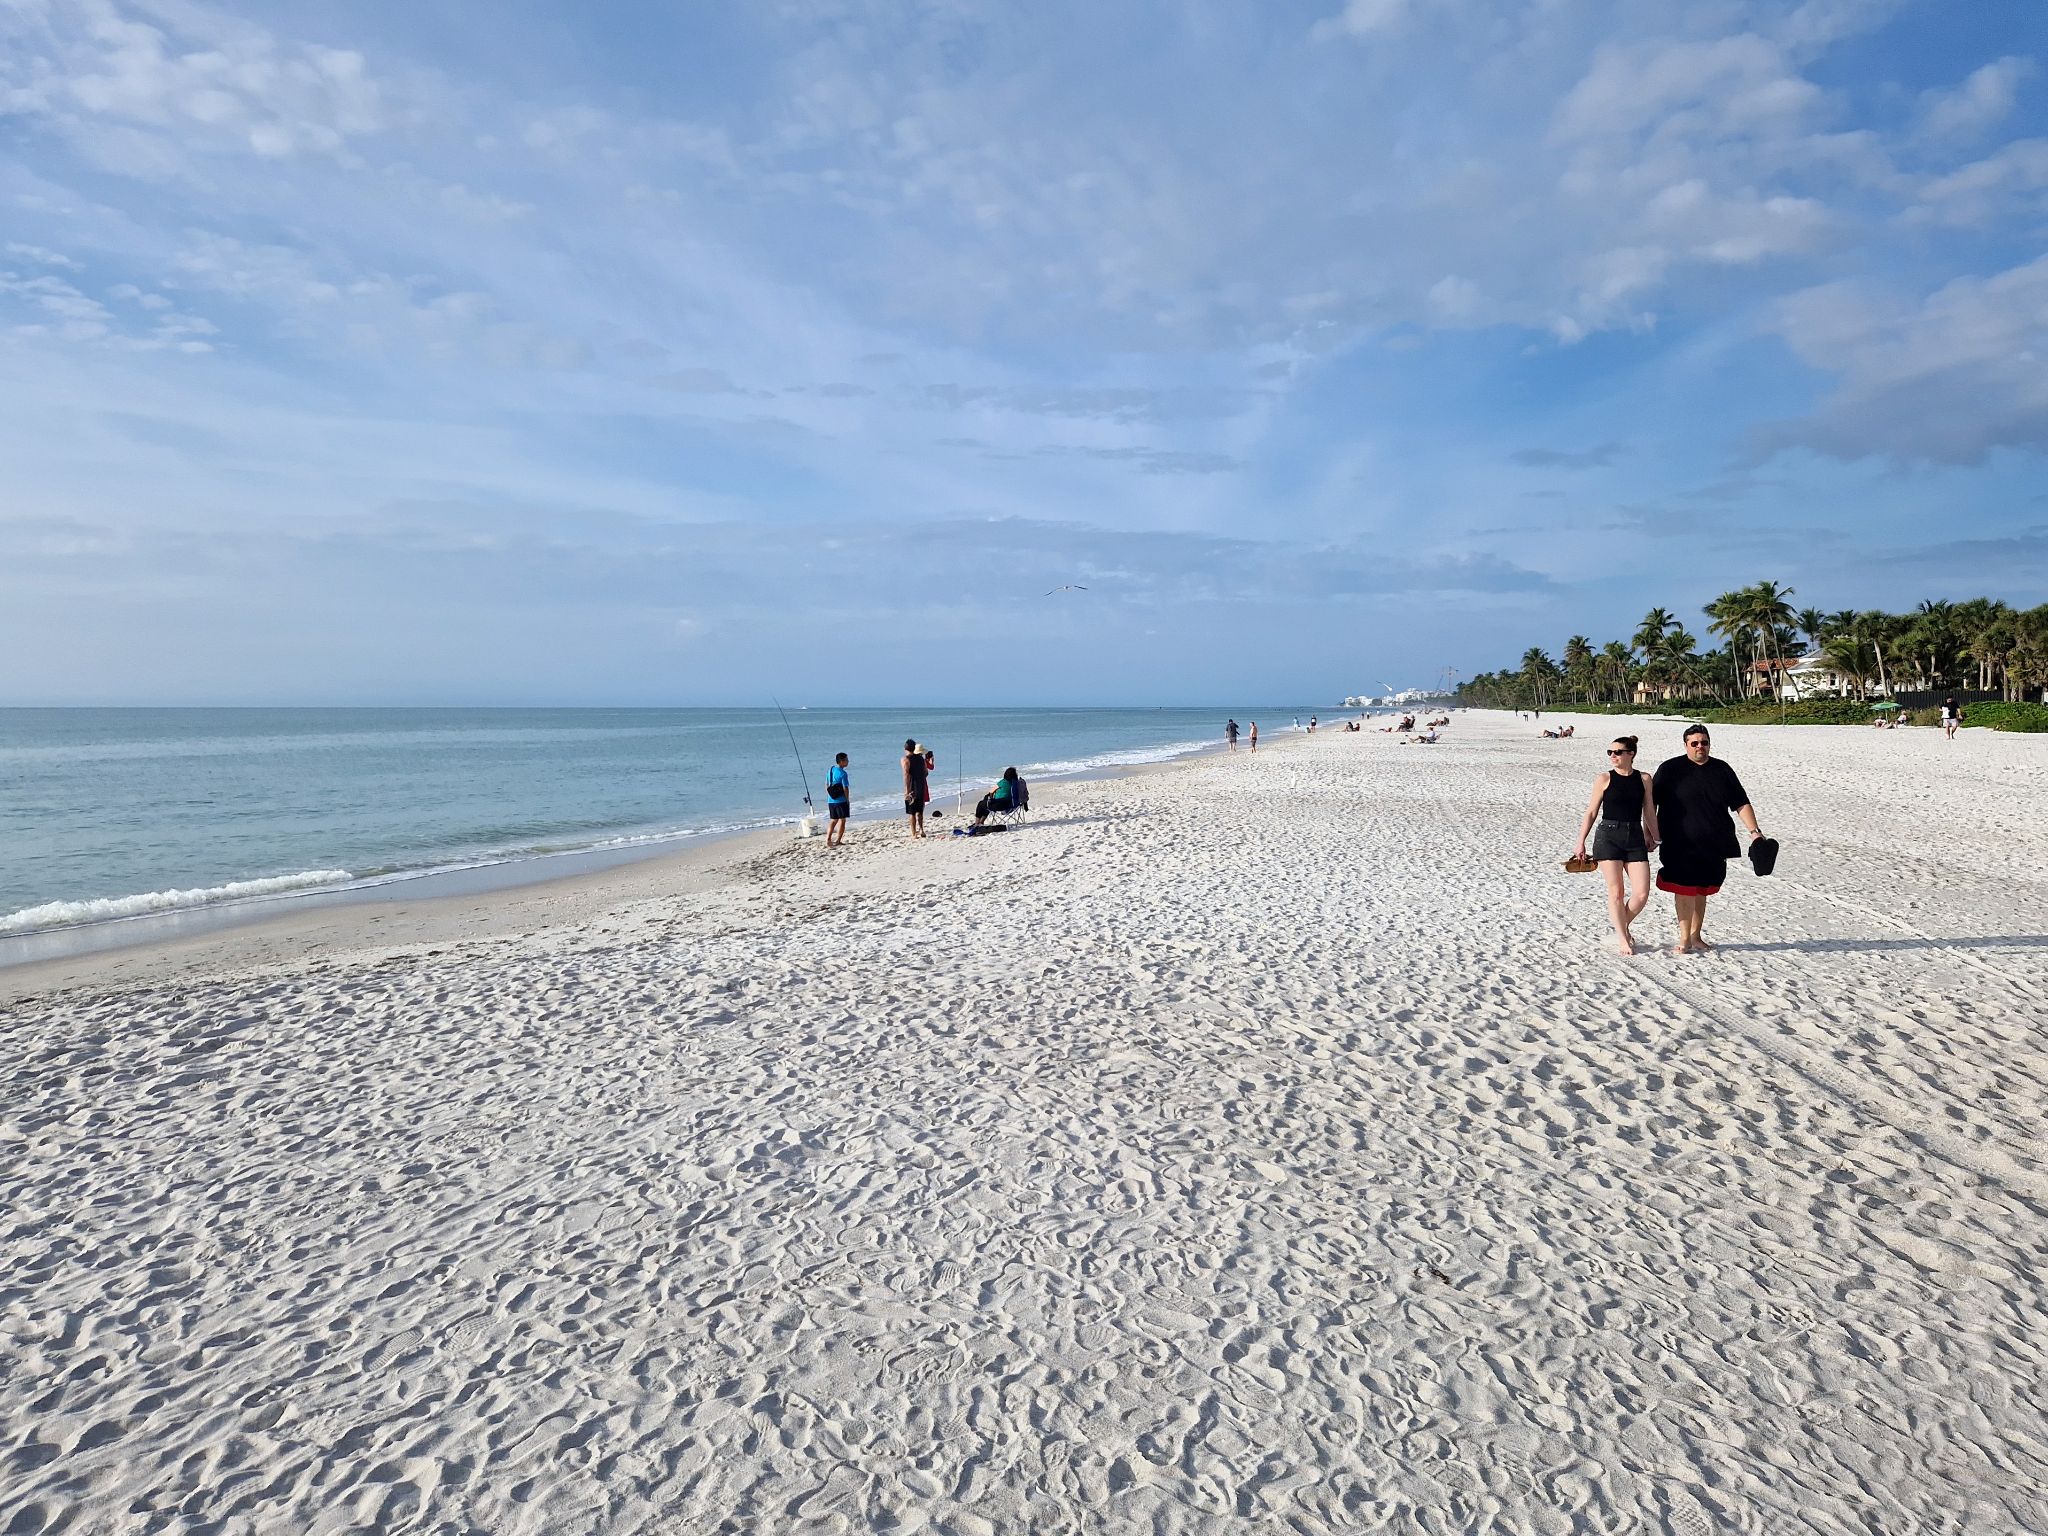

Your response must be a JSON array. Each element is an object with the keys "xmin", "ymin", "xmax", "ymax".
[{"xmin": 1869, "ymin": 700, "xmax": 1900, "ymax": 710}]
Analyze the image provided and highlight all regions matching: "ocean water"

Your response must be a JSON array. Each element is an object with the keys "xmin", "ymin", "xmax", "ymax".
[{"xmin": 0, "ymin": 707, "xmax": 1300, "ymax": 939}]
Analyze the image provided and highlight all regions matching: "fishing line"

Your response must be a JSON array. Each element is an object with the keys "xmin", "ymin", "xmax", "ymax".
[{"xmin": 770, "ymin": 696, "xmax": 813, "ymax": 812}]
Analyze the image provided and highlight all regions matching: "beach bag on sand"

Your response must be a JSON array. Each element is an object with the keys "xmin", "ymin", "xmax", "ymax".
[
  {"xmin": 1562, "ymin": 855, "xmax": 1597, "ymax": 874},
  {"xmin": 1748, "ymin": 837, "xmax": 1780, "ymax": 877}
]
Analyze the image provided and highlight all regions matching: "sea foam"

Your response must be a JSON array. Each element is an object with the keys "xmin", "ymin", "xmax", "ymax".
[{"xmin": 0, "ymin": 870, "xmax": 355, "ymax": 936}]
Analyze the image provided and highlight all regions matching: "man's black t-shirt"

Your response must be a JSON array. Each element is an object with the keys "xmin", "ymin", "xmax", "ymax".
[{"xmin": 1652, "ymin": 755, "xmax": 1750, "ymax": 860}]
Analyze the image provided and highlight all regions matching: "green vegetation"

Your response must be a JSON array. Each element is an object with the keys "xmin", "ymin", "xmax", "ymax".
[
  {"xmin": 1457, "ymin": 587, "xmax": 2048, "ymax": 719},
  {"xmin": 1552, "ymin": 699, "xmax": 1886, "ymax": 726},
  {"xmin": 1954, "ymin": 701, "xmax": 2048, "ymax": 733}
]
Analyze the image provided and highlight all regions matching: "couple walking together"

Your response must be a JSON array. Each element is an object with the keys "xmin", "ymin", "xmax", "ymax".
[{"xmin": 1572, "ymin": 724, "xmax": 1767, "ymax": 956}]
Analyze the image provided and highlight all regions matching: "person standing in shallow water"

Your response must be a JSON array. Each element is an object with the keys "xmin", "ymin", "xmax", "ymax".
[
  {"xmin": 1248, "ymin": 721, "xmax": 1259, "ymax": 753},
  {"xmin": 901, "ymin": 738, "xmax": 928, "ymax": 839},
  {"xmin": 1226, "ymin": 718, "xmax": 1239, "ymax": 751},
  {"xmin": 1572, "ymin": 735, "xmax": 1659, "ymax": 955},
  {"xmin": 1651, "ymin": 724, "xmax": 1764, "ymax": 955}
]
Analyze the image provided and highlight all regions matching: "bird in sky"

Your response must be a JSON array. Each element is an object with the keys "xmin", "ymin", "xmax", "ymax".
[{"xmin": 1045, "ymin": 584, "xmax": 1090, "ymax": 596}]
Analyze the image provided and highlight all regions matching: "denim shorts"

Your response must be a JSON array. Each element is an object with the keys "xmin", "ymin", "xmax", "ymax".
[{"xmin": 1590, "ymin": 818, "xmax": 1648, "ymax": 862}]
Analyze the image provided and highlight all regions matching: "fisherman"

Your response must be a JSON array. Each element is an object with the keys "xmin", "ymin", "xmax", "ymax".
[{"xmin": 825, "ymin": 752, "xmax": 850, "ymax": 847}]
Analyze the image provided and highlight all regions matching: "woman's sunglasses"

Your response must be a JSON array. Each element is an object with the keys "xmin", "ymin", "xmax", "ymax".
[{"xmin": 1607, "ymin": 748, "xmax": 1634, "ymax": 756}]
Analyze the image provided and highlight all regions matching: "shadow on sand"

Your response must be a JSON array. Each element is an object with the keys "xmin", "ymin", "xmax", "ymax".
[{"xmin": 1720, "ymin": 934, "xmax": 2048, "ymax": 955}]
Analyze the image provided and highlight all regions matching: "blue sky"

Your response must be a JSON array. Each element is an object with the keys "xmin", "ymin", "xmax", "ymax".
[{"xmin": 1, "ymin": 0, "xmax": 2043, "ymax": 705}]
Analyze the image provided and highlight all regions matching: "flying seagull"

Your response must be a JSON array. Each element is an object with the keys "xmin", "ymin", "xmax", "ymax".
[{"xmin": 1045, "ymin": 584, "xmax": 1090, "ymax": 596}]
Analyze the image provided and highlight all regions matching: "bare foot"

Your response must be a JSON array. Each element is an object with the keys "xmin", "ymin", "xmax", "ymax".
[
  {"xmin": 1616, "ymin": 934, "xmax": 1636, "ymax": 956},
  {"xmin": 1693, "ymin": 937, "xmax": 1715, "ymax": 952}
]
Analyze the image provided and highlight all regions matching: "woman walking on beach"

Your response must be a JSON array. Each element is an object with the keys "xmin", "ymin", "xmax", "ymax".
[
  {"xmin": 1651, "ymin": 724, "xmax": 1764, "ymax": 955},
  {"xmin": 1572, "ymin": 736, "xmax": 1659, "ymax": 955}
]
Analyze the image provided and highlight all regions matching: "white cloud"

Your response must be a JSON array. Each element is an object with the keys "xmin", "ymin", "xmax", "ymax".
[
  {"xmin": 0, "ymin": 0, "xmax": 386, "ymax": 161},
  {"xmin": 1769, "ymin": 0, "xmax": 1911, "ymax": 53},
  {"xmin": 1908, "ymin": 138, "xmax": 2048, "ymax": 227},
  {"xmin": 4, "ymin": 241, "xmax": 80, "ymax": 268},
  {"xmin": 1917, "ymin": 56, "xmax": 2034, "ymax": 145},
  {"xmin": 0, "ymin": 266, "xmax": 217, "ymax": 350},
  {"xmin": 1428, "ymin": 275, "xmax": 1481, "ymax": 321},
  {"xmin": 1554, "ymin": 34, "xmax": 1818, "ymax": 142},
  {"xmin": 1758, "ymin": 256, "xmax": 2048, "ymax": 465},
  {"xmin": 1310, "ymin": 0, "xmax": 1421, "ymax": 43},
  {"xmin": 1644, "ymin": 180, "xmax": 1830, "ymax": 264}
]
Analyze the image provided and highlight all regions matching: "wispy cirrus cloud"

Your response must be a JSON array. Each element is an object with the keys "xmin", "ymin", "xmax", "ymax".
[{"xmin": 0, "ymin": 0, "xmax": 2043, "ymax": 700}]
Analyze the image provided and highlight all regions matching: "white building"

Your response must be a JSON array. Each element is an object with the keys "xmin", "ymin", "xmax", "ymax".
[{"xmin": 1762, "ymin": 653, "xmax": 1876, "ymax": 700}]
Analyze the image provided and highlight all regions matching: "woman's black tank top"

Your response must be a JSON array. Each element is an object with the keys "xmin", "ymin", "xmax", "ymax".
[{"xmin": 1600, "ymin": 769, "xmax": 1644, "ymax": 821}]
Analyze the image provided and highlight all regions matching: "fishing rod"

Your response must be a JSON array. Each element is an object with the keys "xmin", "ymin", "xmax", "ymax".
[{"xmin": 770, "ymin": 696, "xmax": 813, "ymax": 813}]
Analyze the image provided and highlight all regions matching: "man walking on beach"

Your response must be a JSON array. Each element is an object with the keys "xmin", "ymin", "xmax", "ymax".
[
  {"xmin": 1651, "ymin": 724, "xmax": 1765, "ymax": 955},
  {"xmin": 1226, "ymin": 718, "xmax": 1239, "ymax": 751},
  {"xmin": 902, "ymin": 738, "xmax": 928, "ymax": 839},
  {"xmin": 825, "ymin": 752, "xmax": 850, "ymax": 847},
  {"xmin": 1248, "ymin": 721, "xmax": 1259, "ymax": 752}
]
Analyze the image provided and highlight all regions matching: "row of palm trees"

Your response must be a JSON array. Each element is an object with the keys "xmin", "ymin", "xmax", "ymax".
[{"xmin": 1457, "ymin": 586, "xmax": 2048, "ymax": 710}]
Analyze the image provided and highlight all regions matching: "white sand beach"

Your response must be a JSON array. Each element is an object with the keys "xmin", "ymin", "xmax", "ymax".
[{"xmin": 5, "ymin": 710, "xmax": 2046, "ymax": 1535}]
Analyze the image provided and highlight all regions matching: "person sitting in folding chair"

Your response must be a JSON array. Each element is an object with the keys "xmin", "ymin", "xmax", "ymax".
[{"xmin": 973, "ymin": 767, "xmax": 1029, "ymax": 827}]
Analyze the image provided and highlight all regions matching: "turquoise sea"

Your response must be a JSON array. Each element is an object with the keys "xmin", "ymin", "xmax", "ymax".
[{"xmin": 0, "ymin": 707, "xmax": 1315, "ymax": 941}]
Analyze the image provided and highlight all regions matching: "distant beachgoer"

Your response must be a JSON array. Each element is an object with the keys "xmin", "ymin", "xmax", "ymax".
[
  {"xmin": 923, "ymin": 747, "xmax": 937, "ymax": 816},
  {"xmin": 1309, "ymin": 715, "xmax": 1319, "ymax": 733},
  {"xmin": 1226, "ymin": 718, "xmax": 1240, "ymax": 751},
  {"xmin": 1573, "ymin": 736, "xmax": 1659, "ymax": 955},
  {"xmin": 1942, "ymin": 697, "xmax": 1961, "ymax": 741},
  {"xmin": 825, "ymin": 752, "xmax": 851, "ymax": 846},
  {"xmin": 1651, "ymin": 724, "xmax": 1764, "ymax": 956},
  {"xmin": 902, "ymin": 739, "xmax": 928, "ymax": 838},
  {"xmin": 1249, "ymin": 721, "xmax": 1259, "ymax": 752}
]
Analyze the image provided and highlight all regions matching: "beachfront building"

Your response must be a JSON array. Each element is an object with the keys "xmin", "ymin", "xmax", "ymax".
[
  {"xmin": 1756, "ymin": 653, "xmax": 1874, "ymax": 700},
  {"xmin": 1631, "ymin": 680, "xmax": 1699, "ymax": 705}
]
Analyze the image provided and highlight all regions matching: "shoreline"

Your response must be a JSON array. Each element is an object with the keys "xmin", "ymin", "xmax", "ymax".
[
  {"xmin": 0, "ymin": 724, "xmax": 1251, "ymax": 993},
  {"xmin": 0, "ymin": 730, "xmax": 1252, "ymax": 1004},
  {"xmin": 6, "ymin": 708, "xmax": 2045, "ymax": 1529}
]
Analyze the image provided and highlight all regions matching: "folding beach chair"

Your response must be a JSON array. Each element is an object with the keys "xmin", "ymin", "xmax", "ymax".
[{"xmin": 977, "ymin": 769, "xmax": 1031, "ymax": 827}]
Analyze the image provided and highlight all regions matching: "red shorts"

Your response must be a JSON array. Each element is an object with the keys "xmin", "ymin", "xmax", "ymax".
[{"xmin": 1656, "ymin": 877, "xmax": 1721, "ymax": 896}]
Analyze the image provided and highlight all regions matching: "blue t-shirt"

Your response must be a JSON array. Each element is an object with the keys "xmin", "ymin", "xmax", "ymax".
[{"xmin": 827, "ymin": 764, "xmax": 849, "ymax": 802}]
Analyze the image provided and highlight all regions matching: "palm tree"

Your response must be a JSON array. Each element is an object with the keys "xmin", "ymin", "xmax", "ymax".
[
  {"xmin": 1598, "ymin": 640, "xmax": 1634, "ymax": 703},
  {"xmin": 1855, "ymin": 610, "xmax": 1900, "ymax": 697},
  {"xmin": 1704, "ymin": 589, "xmax": 1754, "ymax": 698},
  {"xmin": 1797, "ymin": 607, "xmax": 1827, "ymax": 651},
  {"xmin": 1820, "ymin": 633, "xmax": 1876, "ymax": 698},
  {"xmin": 2009, "ymin": 605, "xmax": 2048, "ymax": 701},
  {"xmin": 1955, "ymin": 598, "xmax": 2012, "ymax": 692},
  {"xmin": 1562, "ymin": 635, "xmax": 1594, "ymax": 702},
  {"xmin": 1519, "ymin": 647, "xmax": 1558, "ymax": 708},
  {"xmin": 1750, "ymin": 580, "xmax": 1797, "ymax": 704},
  {"xmin": 1633, "ymin": 608, "xmax": 1676, "ymax": 659},
  {"xmin": 1654, "ymin": 627, "xmax": 1702, "ymax": 698}
]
